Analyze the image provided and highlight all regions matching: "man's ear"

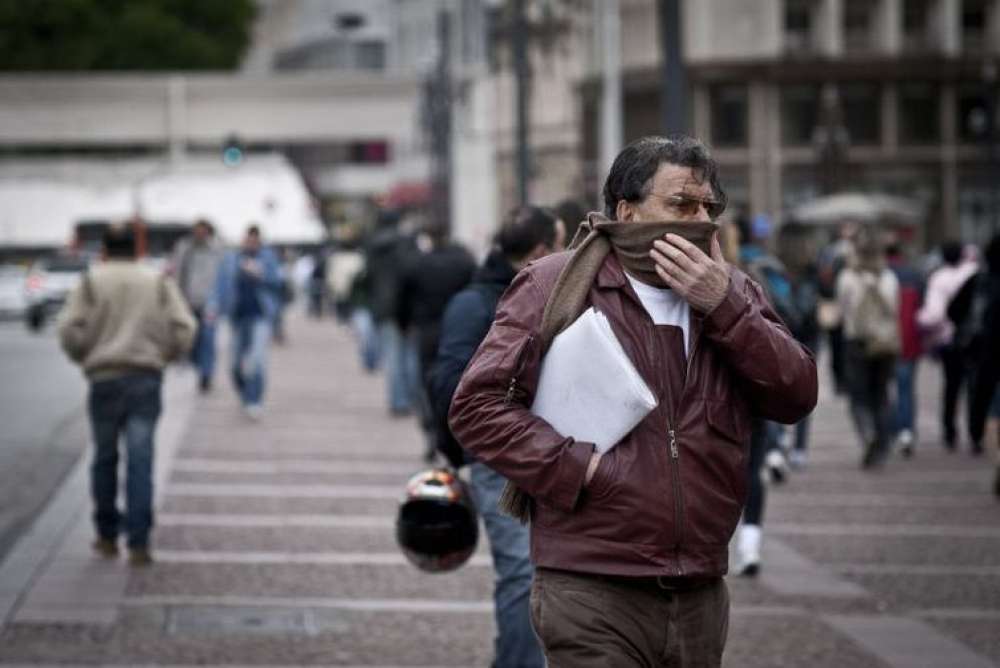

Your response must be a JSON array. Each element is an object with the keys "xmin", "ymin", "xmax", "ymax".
[{"xmin": 616, "ymin": 199, "xmax": 634, "ymax": 222}]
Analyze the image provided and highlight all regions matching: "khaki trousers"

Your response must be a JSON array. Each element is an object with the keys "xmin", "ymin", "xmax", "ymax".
[{"xmin": 530, "ymin": 568, "xmax": 729, "ymax": 668}]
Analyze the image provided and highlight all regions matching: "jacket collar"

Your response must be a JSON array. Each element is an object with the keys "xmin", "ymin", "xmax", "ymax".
[{"xmin": 595, "ymin": 252, "xmax": 628, "ymax": 289}]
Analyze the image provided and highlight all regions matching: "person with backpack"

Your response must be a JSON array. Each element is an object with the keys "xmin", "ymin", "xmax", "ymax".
[
  {"xmin": 427, "ymin": 206, "xmax": 565, "ymax": 668},
  {"xmin": 836, "ymin": 230, "xmax": 900, "ymax": 469},
  {"xmin": 887, "ymin": 242, "xmax": 925, "ymax": 457}
]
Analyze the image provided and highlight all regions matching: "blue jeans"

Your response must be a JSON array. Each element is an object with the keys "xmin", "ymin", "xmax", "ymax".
[
  {"xmin": 380, "ymin": 322, "xmax": 420, "ymax": 414},
  {"xmin": 350, "ymin": 308, "xmax": 381, "ymax": 372},
  {"xmin": 468, "ymin": 461, "xmax": 545, "ymax": 668},
  {"xmin": 191, "ymin": 308, "xmax": 217, "ymax": 382},
  {"xmin": 231, "ymin": 316, "xmax": 271, "ymax": 406},
  {"xmin": 893, "ymin": 358, "xmax": 918, "ymax": 436},
  {"xmin": 87, "ymin": 372, "xmax": 161, "ymax": 548}
]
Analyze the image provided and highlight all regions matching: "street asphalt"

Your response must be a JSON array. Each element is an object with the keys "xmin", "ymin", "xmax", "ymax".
[{"xmin": 0, "ymin": 320, "xmax": 87, "ymax": 559}]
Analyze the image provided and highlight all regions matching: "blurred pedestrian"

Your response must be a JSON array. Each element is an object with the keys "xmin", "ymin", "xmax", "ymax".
[
  {"xmin": 837, "ymin": 230, "xmax": 899, "ymax": 468},
  {"xmin": 365, "ymin": 211, "xmax": 420, "ymax": 416},
  {"xmin": 917, "ymin": 241, "xmax": 979, "ymax": 450},
  {"xmin": 427, "ymin": 206, "xmax": 563, "ymax": 668},
  {"xmin": 170, "ymin": 219, "xmax": 223, "ymax": 393},
  {"xmin": 553, "ymin": 198, "xmax": 587, "ymax": 247},
  {"xmin": 209, "ymin": 225, "xmax": 284, "ymax": 419},
  {"xmin": 817, "ymin": 221, "xmax": 858, "ymax": 395},
  {"xmin": 959, "ymin": 236, "xmax": 1000, "ymax": 465},
  {"xmin": 449, "ymin": 136, "xmax": 817, "ymax": 667},
  {"xmin": 307, "ymin": 249, "xmax": 328, "ymax": 318},
  {"xmin": 272, "ymin": 247, "xmax": 295, "ymax": 345},
  {"xmin": 397, "ymin": 220, "xmax": 476, "ymax": 461},
  {"xmin": 886, "ymin": 241, "xmax": 925, "ymax": 456},
  {"xmin": 58, "ymin": 224, "xmax": 195, "ymax": 566}
]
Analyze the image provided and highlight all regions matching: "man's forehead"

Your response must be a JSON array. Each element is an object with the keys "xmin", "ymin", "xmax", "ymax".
[{"xmin": 651, "ymin": 163, "xmax": 713, "ymax": 195}]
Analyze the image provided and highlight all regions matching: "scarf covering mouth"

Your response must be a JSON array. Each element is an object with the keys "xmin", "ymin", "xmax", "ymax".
[{"xmin": 498, "ymin": 212, "xmax": 720, "ymax": 521}]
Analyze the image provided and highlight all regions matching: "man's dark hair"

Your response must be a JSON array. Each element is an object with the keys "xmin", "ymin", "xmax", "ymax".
[
  {"xmin": 496, "ymin": 206, "xmax": 558, "ymax": 261},
  {"xmin": 194, "ymin": 219, "xmax": 214, "ymax": 234},
  {"xmin": 553, "ymin": 199, "xmax": 587, "ymax": 244},
  {"xmin": 103, "ymin": 224, "xmax": 137, "ymax": 258},
  {"xmin": 941, "ymin": 240, "xmax": 962, "ymax": 266},
  {"xmin": 602, "ymin": 135, "xmax": 727, "ymax": 220}
]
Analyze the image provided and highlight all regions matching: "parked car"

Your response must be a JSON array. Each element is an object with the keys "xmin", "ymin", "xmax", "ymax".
[
  {"xmin": 0, "ymin": 265, "xmax": 28, "ymax": 319},
  {"xmin": 24, "ymin": 256, "xmax": 89, "ymax": 331}
]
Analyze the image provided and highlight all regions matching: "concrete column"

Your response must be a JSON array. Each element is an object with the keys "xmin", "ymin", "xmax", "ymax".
[
  {"xmin": 988, "ymin": 0, "xmax": 1000, "ymax": 54},
  {"xmin": 881, "ymin": 0, "xmax": 902, "ymax": 55},
  {"xmin": 748, "ymin": 81, "xmax": 771, "ymax": 218},
  {"xmin": 166, "ymin": 76, "xmax": 186, "ymax": 167},
  {"xmin": 816, "ymin": 0, "xmax": 844, "ymax": 57},
  {"xmin": 598, "ymin": 0, "xmax": 623, "ymax": 178},
  {"xmin": 882, "ymin": 83, "xmax": 898, "ymax": 154},
  {"xmin": 766, "ymin": 85, "xmax": 784, "ymax": 218},
  {"xmin": 693, "ymin": 83, "xmax": 710, "ymax": 143},
  {"xmin": 936, "ymin": 0, "xmax": 961, "ymax": 57},
  {"xmin": 939, "ymin": 82, "xmax": 959, "ymax": 244}
]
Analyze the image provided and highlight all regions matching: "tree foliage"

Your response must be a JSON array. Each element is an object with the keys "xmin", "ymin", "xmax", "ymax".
[{"xmin": 0, "ymin": 0, "xmax": 256, "ymax": 71}]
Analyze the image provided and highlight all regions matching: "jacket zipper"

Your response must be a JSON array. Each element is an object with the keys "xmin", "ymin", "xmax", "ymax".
[
  {"xmin": 668, "ymin": 315, "xmax": 700, "ymax": 577},
  {"xmin": 668, "ymin": 426, "xmax": 685, "ymax": 576},
  {"xmin": 503, "ymin": 335, "xmax": 534, "ymax": 405}
]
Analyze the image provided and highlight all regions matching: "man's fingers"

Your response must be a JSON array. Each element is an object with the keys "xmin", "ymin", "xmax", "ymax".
[
  {"xmin": 710, "ymin": 233, "xmax": 725, "ymax": 263},
  {"xmin": 653, "ymin": 240, "xmax": 698, "ymax": 273},
  {"xmin": 664, "ymin": 234, "xmax": 708, "ymax": 262}
]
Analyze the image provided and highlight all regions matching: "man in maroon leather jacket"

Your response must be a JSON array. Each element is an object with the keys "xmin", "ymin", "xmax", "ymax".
[{"xmin": 449, "ymin": 136, "xmax": 817, "ymax": 667}]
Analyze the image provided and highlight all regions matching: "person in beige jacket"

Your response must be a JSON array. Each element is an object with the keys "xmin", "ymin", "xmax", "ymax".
[{"xmin": 58, "ymin": 225, "xmax": 195, "ymax": 566}]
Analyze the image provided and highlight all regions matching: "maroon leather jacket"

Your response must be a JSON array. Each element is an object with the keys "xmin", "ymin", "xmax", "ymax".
[{"xmin": 449, "ymin": 251, "xmax": 817, "ymax": 578}]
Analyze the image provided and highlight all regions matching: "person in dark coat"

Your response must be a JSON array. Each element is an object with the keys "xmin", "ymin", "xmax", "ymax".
[
  {"xmin": 426, "ymin": 205, "xmax": 565, "ymax": 668},
  {"xmin": 396, "ymin": 220, "xmax": 476, "ymax": 459},
  {"xmin": 364, "ymin": 211, "xmax": 420, "ymax": 415},
  {"xmin": 962, "ymin": 235, "xmax": 1000, "ymax": 489}
]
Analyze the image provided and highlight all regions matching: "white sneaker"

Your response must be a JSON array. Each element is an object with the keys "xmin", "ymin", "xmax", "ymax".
[
  {"xmin": 766, "ymin": 450, "xmax": 789, "ymax": 484},
  {"xmin": 736, "ymin": 524, "xmax": 762, "ymax": 577},
  {"xmin": 243, "ymin": 404, "xmax": 263, "ymax": 421},
  {"xmin": 897, "ymin": 429, "xmax": 914, "ymax": 458}
]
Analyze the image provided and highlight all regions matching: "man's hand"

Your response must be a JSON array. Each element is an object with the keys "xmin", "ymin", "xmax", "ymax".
[{"xmin": 650, "ymin": 233, "xmax": 730, "ymax": 313}]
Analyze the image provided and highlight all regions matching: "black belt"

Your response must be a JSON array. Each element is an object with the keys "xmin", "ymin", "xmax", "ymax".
[{"xmin": 586, "ymin": 572, "xmax": 720, "ymax": 593}]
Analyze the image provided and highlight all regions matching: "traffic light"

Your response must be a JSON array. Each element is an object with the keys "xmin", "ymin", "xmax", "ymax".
[{"xmin": 222, "ymin": 135, "xmax": 244, "ymax": 167}]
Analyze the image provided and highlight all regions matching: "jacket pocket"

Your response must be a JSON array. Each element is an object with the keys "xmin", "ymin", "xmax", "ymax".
[
  {"xmin": 706, "ymin": 399, "xmax": 749, "ymax": 446},
  {"xmin": 584, "ymin": 448, "xmax": 618, "ymax": 500},
  {"xmin": 485, "ymin": 325, "xmax": 535, "ymax": 403}
]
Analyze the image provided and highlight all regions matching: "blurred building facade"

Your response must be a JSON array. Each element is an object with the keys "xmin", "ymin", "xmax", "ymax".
[{"xmin": 482, "ymin": 0, "xmax": 1000, "ymax": 248}]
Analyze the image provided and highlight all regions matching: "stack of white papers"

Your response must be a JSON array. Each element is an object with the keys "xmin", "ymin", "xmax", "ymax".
[{"xmin": 531, "ymin": 308, "xmax": 658, "ymax": 454}]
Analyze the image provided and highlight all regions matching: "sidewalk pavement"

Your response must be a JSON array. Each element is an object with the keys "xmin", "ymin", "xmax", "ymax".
[{"xmin": 0, "ymin": 314, "xmax": 998, "ymax": 667}]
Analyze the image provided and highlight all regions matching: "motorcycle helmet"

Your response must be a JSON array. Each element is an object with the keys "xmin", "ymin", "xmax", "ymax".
[{"xmin": 396, "ymin": 468, "xmax": 478, "ymax": 573}]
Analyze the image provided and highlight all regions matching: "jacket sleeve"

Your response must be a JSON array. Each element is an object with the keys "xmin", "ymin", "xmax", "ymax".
[
  {"xmin": 428, "ymin": 291, "xmax": 491, "ymax": 430},
  {"xmin": 161, "ymin": 276, "xmax": 197, "ymax": 361},
  {"xmin": 56, "ymin": 282, "xmax": 96, "ymax": 364},
  {"xmin": 701, "ymin": 268, "xmax": 818, "ymax": 424},
  {"xmin": 448, "ymin": 270, "xmax": 594, "ymax": 513}
]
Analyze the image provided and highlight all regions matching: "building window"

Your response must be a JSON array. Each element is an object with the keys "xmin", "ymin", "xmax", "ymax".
[
  {"xmin": 902, "ymin": 0, "xmax": 933, "ymax": 52},
  {"xmin": 898, "ymin": 82, "xmax": 941, "ymax": 144},
  {"xmin": 957, "ymin": 82, "xmax": 995, "ymax": 142},
  {"xmin": 844, "ymin": 0, "xmax": 875, "ymax": 52},
  {"xmin": 784, "ymin": 0, "xmax": 816, "ymax": 54},
  {"xmin": 962, "ymin": 0, "xmax": 988, "ymax": 52},
  {"xmin": 841, "ymin": 83, "xmax": 881, "ymax": 145},
  {"xmin": 781, "ymin": 84, "xmax": 820, "ymax": 146},
  {"xmin": 710, "ymin": 84, "xmax": 749, "ymax": 147}
]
